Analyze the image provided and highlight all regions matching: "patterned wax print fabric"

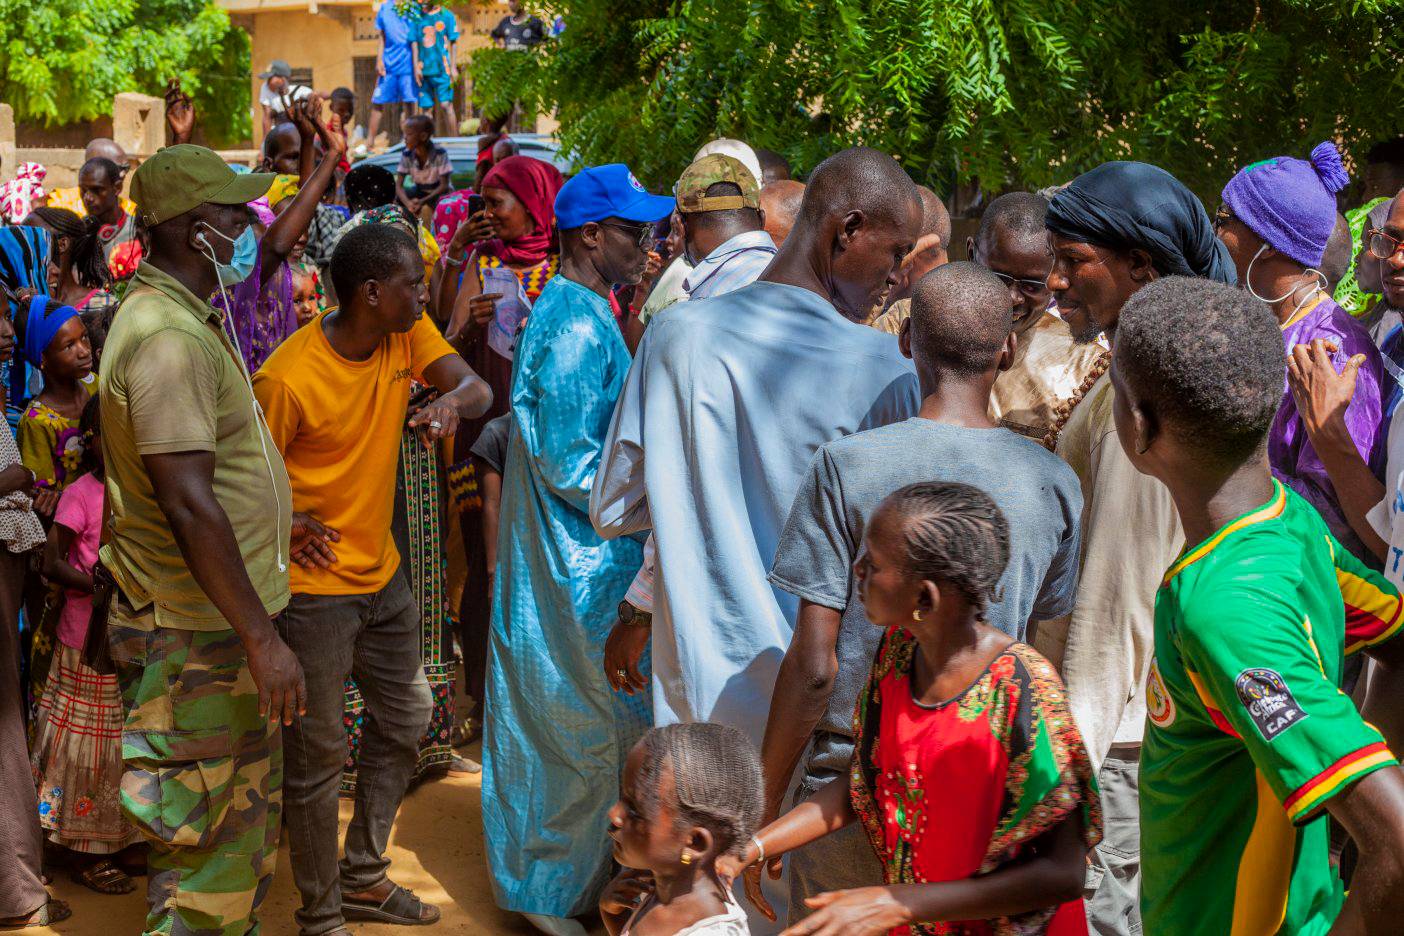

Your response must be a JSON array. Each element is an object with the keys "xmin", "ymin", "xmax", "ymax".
[
  {"xmin": 19, "ymin": 395, "xmax": 88, "ymax": 492},
  {"xmin": 413, "ymin": 6, "xmax": 458, "ymax": 75},
  {"xmin": 211, "ymin": 252, "xmax": 297, "ymax": 376},
  {"xmin": 342, "ymin": 420, "xmax": 455, "ymax": 789},
  {"xmin": 851, "ymin": 633, "xmax": 1100, "ymax": 936},
  {"xmin": 1141, "ymin": 481, "xmax": 1404, "ymax": 935},
  {"xmin": 482, "ymin": 275, "xmax": 648, "ymax": 917},
  {"xmin": 1271, "ymin": 293, "xmax": 1384, "ymax": 560}
]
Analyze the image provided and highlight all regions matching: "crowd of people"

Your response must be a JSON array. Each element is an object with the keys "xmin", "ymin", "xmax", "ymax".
[{"xmin": 3, "ymin": 70, "xmax": 1404, "ymax": 936}]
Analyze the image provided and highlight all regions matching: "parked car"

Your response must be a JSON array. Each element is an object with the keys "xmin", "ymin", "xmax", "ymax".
[{"xmin": 357, "ymin": 133, "xmax": 573, "ymax": 190}]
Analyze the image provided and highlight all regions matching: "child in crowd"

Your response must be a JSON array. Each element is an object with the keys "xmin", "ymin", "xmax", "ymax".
[
  {"xmin": 397, "ymin": 114, "xmax": 452, "ymax": 218},
  {"xmin": 602, "ymin": 723, "xmax": 760, "ymax": 935},
  {"xmin": 291, "ymin": 265, "xmax": 321, "ymax": 328},
  {"xmin": 30, "ymin": 395, "xmax": 142, "ymax": 893},
  {"xmin": 413, "ymin": 2, "xmax": 459, "ymax": 133},
  {"xmin": 735, "ymin": 482, "xmax": 1100, "ymax": 935},
  {"xmin": 329, "ymin": 87, "xmax": 365, "ymax": 158},
  {"xmin": 18, "ymin": 299, "xmax": 92, "ymax": 517},
  {"xmin": 1110, "ymin": 277, "xmax": 1404, "ymax": 934}
]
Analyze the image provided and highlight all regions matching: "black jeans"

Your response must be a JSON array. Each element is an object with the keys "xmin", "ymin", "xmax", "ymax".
[{"xmin": 276, "ymin": 572, "xmax": 433, "ymax": 935}]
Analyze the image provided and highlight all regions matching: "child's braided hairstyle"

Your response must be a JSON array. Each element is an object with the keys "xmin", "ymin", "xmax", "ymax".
[
  {"xmin": 635, "ymin": 723, "xmax": 763, "ymax": 859},
  {"xmin": 882, "ymin": 481, "xmax": 1010, "ymax": 621}
]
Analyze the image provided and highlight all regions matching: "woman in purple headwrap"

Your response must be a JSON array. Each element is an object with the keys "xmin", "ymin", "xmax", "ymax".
[{"xmin": 1216, "ymin": 141, "xmax": 1385, "ymax": 560}]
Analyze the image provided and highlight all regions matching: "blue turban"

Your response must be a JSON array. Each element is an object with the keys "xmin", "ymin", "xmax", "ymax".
[
  {"xmin": 20, "ymin": 295, "xmax": 80, "ymax": 369},
  {"xmin": 1047, "ymin": 161, "xmax": 1237, "ymax": 285}
]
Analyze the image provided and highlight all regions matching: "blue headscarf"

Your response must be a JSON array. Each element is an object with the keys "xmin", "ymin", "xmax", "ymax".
[
  {"xmin": 1047, "ymin": 161, "xmax": 1236, "ymax": 285},
  {"xmin": 0, "ymin": 226, "xmax": 53, "ymax": 404},
  {"xmin": 20, "ymin": 295, "xmax": 80, "ymax": 369}
]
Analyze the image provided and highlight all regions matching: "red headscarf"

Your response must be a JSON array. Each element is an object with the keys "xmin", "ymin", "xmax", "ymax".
[{"xmin": 478, "ymin": 155, "xmax": 565, "ymax": 267}]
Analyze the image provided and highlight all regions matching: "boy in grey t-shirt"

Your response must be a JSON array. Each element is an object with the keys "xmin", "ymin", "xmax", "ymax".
[{"xmin": 757, "ymin": 263, "xmax": 1083, "ymax": 921}]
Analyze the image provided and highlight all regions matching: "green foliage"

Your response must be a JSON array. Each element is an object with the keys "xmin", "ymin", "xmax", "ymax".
[
  {"xmin": 469, "ymin": 0, "xmax": 1404, "ymax": 200},
  {"xmin": 0, "ymin": 0, "xmax": 250, "ymax": 146}
]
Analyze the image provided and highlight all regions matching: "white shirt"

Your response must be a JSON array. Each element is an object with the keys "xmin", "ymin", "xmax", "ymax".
[
  {"xmin": 683, "ymin": 229, "xmax": 777, "ymax": 300},
  {"xmin": 259, "ymin": 82, "xmax": 313, "ymax": 111}
]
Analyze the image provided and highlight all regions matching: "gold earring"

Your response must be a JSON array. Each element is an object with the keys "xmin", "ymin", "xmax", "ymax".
[
  {"xmin": 912, "ymin": 609, "xmax": 924, "ymax": 622},
  {"xmin": 680, "ymin": 852, "xmax": 693, "ymax": 865}
]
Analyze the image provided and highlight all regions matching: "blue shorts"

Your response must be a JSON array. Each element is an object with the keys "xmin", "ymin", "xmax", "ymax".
[
  {"xmin": 418, "ymin": 73, "xmax": 454, "ymax": 108},
  {"xmin": 373, "ymin": 72, "xmax": 418, "ymax": 105}
]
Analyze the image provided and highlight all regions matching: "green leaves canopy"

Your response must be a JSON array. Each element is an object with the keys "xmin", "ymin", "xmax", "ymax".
[
  {"xmin": 0, "ymin": 0, "xmax": 250, "ymax": 146},
  {"xmin": 470, "ymin": 0, "xmax": 1404, "ymax": 200}
]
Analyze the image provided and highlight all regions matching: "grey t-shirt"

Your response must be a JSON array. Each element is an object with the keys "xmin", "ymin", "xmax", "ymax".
[
  {"xmin": 470, "ymin": 413, "xmax": 513, "ymax": 475},
  {"xmin": 769, "ymin": 417, "xmax": 1083, "ymax": 746}
]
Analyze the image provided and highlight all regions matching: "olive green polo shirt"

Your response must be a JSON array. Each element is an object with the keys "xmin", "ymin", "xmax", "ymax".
[{"xmin": 98, "ymin": 262, "xmax": 292, "ymax": 628}]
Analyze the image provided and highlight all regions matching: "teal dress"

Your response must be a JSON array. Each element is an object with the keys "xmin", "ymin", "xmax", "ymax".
[{"xmin": 482, "ymin": 276, "xmax": 648, "ymax": 917}]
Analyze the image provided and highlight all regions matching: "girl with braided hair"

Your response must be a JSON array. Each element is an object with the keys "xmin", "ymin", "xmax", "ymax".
[
  {"xmin": 24, "ymin": 208, "xmax": 117, "ymax": 360},
  {"xmin": 733, "ymin": 482, "xmax": 1101, "ymax": 936},
  {"xmin": 603, "ymin": 722, "xmax": 760, "ymax": 935}
]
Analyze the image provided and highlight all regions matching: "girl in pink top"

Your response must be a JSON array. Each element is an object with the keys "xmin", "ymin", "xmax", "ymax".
[{"xmin": 30, "ymin": 395, "xmax": 141, "ymax": 892}]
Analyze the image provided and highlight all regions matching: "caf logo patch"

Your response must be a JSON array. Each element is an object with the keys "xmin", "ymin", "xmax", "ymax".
[
  {"xmin": 1146, "ymin": 658, "xmax": 1175, "ymax": 728},
  {"xmin": 1235, "ymin": 667, "xmax": 1307, "ymax": 741},
  {"xmin": 627, "ymin": 172, "xmax": 646, "ymax": 193}
]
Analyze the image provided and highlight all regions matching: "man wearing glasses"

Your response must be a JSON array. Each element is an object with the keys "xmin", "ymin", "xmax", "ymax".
[
  {"xmin": 1215, "ymin": 142, "xmax": 1385, "ymax": 563},
  {"xmin": 966, "ymin": 192, "xmax": 1106, "ymax": 445},
  {"xmin": 481, "ymin": 164, "xmax": 674, "ymax": 936}
]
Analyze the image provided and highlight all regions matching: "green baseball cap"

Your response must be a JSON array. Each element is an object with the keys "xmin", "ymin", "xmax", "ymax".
[
  {"xmin": 675, "ymin": 154, "xmax": 761, "ymax": 214},
  {"xmin": 131, "ymin": 145, "xmax": 275, "ymax": 227}
]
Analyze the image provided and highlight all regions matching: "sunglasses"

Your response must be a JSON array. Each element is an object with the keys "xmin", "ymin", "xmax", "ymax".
[{"xmin": 597, "ymin": 220, "xmax": 656, "ymax": 249}]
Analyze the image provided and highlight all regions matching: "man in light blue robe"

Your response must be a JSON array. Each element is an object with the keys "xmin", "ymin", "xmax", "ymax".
[
  {"xmin": 482, "ymin": 164, "xmax": 673, "ymax": 936},
  {"xmin": 591, "ymin": 146, "xmax": 923, "ymax": 769}
]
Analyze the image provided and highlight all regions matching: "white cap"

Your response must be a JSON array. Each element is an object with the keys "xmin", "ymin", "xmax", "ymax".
[{"xmin": 693, "ymin": 138, "xmax": 762, "ymax": 190}]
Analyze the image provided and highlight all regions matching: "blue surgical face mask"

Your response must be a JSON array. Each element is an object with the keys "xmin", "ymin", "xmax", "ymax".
[{"xmin": 198, "ymin": 224, "xmax": 257, "ymax": 287}]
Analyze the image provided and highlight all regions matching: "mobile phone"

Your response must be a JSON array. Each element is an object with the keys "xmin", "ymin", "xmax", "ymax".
[{"xmin": 468, "ymin": 194, "xmax": 486, "ymax": 216}]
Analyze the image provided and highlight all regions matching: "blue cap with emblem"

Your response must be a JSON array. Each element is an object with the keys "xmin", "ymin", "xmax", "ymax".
[{"xmin": 554, "ymin": 164, "xmax": 674, "ymax": 230}]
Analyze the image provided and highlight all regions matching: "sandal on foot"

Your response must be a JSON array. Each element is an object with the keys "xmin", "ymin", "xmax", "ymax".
[
  {"xmin": 452, "ymin": 716, "xmax": 482, "ymax": 748},
  {"xmin": 448, "ymin": 753, "xmax": 481, "ymax": 776},
  {"xmin": 73, "ymin": 860, "xmax": 135, "ymax": 895},
  {"xmin": 343, "ymin": 884, "xmax": 441, "ymax": 926},
  {"xmin": 0, "ymin": 899, "xmax": 73, "ymax": 928}
]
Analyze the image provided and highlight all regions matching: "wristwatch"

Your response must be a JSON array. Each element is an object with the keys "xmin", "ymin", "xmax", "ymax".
[{"xmin": 617, "ymin": 600, "xmax": 652, "ymax": 628}]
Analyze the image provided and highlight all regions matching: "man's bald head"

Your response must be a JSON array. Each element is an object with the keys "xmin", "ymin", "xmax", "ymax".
[
  {"xmin": 1320, "ymin": 212, "xmax": 1352, "ymax": 294},
  {"xmin": 908, "ymin": 261, "xmax": 1014, "ymax": 379},
  {"xmin": 918, "ymin": 186, "xmax": 951, "ymax": 253},
  {"xmin": 760, "ymin": 180, "xmax": 805, "ymax": 246},
  {"xmin": 785, "ymin": 147, "xmax": 921, "ymax": 319},
  {"xmin": 84, "ymin": 138, "xmax": 128, "ymax": 169},
  {"xmin": 797, "ymin": 147, "xmax": 919, "ymax": 231},
  {"xmin": 975, "ymin": 192, "xmax": 1048, "ymax": 252}
]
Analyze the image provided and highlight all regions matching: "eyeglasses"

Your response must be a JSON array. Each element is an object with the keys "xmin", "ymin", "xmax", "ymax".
[
  {"xmin": 989, "ymin": 269, "xmax": 1051, "ymax": 298},
  {"xmin": 1366, "ymin": 228, "xmax": 1404, "ymax": 261},
  {"xmin": 597, "ymin": 220, "xmax": 656, "ymax": 249},
  {"xmin": 971, "ymin": 247, "xmax": 1051, "ymax": 298}
]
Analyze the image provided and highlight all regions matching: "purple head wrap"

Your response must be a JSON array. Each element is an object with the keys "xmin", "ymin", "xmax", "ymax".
[{"xmin": 1221, "ymin": 141, "xmax": 1349, "ymax": 269}]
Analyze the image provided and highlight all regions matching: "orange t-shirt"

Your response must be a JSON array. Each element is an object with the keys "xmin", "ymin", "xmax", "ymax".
[{"xmin": 253, "ymin": 312, "xmax": 455, "ymax": 595}]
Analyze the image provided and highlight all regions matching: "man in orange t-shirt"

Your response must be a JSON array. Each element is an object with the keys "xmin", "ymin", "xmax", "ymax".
[{"xmin": 253, "ymin": 221, "xmax": 490, "ymax": 935}]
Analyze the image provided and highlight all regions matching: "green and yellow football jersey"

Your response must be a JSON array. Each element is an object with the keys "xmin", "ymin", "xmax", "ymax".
[{"xmin": 1141, "ymin": 481, "xmax": 1403, "ymax": 935}]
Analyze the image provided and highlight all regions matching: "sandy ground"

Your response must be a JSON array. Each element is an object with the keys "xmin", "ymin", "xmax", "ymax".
[{"xmin": 31, "ymin": 741, "xmax": 604, "ymax": 935}]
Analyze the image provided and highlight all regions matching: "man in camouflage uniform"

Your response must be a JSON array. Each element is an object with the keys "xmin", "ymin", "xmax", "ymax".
[{"xmin": 100, "ymin": 145, "xmax": 304, "ymax": 935}]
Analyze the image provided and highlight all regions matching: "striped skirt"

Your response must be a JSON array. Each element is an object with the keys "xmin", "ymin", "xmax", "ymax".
[{"xmin": 29, "ymin": 644, "xmax": 140, "ymax": 853}]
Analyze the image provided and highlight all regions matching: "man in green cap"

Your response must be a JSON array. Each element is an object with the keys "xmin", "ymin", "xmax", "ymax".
[
  {"xmin": 99, "ymin": 144, "xmax": 304, "ymax": 936},
  {"xmin": 674, "ymin": 152, "xmax": 777, "ymax": 301}
]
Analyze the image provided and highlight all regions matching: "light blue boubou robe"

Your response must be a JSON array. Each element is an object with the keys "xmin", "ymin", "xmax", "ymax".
[{"xmin": 482, "ymin": 275, "xmax": 647, "ymax": 918}]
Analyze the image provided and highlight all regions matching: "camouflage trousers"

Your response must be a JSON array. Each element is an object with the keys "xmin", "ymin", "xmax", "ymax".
[{"xmin": 108, "ymin": 597, "xmax": 283, "ymax": 936}]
